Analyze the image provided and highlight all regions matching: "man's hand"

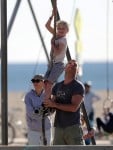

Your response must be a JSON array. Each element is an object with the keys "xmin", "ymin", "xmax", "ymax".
[
  {"xmin": 43, "ymin": 99, "xmax": 55, "ymax": 108},
  {"xmin": 83, "ymin": 129, "xmax": 95, "ymax": 140}
]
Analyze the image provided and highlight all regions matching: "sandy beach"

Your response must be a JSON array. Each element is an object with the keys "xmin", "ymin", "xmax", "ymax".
[
  {"xmin": 0, "ymin": 90, "xmax": 113, "ymax": 144},
  {"xmin": 6, "ymin": 90, "xmax": 113, "ymax": 120}
]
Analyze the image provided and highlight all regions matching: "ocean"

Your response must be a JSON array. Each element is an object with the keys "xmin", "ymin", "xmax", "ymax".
[{"xmin": 0, "ymin": 62, "xmax": 113, "ymax": 91}]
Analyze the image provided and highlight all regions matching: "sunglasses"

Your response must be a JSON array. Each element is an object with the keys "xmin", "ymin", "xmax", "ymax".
[{"xmin": 31, "ymin": 79, "xmax": 42, "ymax": 83}]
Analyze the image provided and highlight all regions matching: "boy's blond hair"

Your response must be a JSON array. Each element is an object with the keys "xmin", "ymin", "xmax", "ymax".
[{"xmin": 56, "ymin": 20, "xmax": 69, "ymax": 32}]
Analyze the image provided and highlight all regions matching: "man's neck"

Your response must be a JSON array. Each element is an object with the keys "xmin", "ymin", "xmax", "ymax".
[{"xmin": 64, "ymin": 75, "xmax": 75, "ymax": 84}]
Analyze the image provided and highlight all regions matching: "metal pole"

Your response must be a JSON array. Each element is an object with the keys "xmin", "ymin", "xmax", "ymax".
[
  {"xmin": 7, "ymin": 0, "xmax": 22, "ymax": 37},
  {"xmin": 0, "ymin": 0, "xmax": 21, "ymax": 58},
  {"xmin": 27, "ymin": 0, "xmax": 50, "ymax": 64},
  {"xmin": 1, "ymin": 0, "xmax": 8, "ymax": 145}
]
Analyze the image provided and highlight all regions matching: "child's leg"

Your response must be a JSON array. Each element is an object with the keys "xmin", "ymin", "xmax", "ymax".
[{"xmin": 44, "ymin": 81, "xmax": 53, "ymax": 100}]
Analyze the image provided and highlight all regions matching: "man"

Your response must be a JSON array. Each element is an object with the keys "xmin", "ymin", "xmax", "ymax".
[
  {"xmin": 84, "ymin": 81, "xmax": 100, "ymax": 127},
  {"xmin": 44, "ymin": 60, "xmax": 85, "ymax": 145}
]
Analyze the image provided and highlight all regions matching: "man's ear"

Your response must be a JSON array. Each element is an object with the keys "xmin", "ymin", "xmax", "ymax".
[
  {"xmin": 77, "ymin": 67, "xmax": 79, "ymax": 74},
  {"xmin": 77, "ymin": 66, "xmax": 83, "ymax": 77}
]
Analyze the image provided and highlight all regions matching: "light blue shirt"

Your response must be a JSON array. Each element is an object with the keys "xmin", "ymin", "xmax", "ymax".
[
  {"xmin": 24, "ymin": 89, "xmax": 51, "ymax": 131},
  {"xmin": 84, "ymin": 91, "xmax": 100, "ymax": 115}
]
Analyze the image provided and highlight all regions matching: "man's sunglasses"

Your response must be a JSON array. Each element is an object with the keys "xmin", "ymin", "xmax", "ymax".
[{"xmin": 31, "ymin": 79, "xmax": 42, "ymax": 83}]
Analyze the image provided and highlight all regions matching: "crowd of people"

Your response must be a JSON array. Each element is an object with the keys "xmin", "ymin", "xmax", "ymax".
[{"xmin": 24, "ymin": 8, "xmax": 113, "ymax": 146}]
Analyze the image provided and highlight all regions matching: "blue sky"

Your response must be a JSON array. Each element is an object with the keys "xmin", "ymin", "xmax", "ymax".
[{"xmin": 6, "ymin": 0, "xmax": 113, "ymax": 63}]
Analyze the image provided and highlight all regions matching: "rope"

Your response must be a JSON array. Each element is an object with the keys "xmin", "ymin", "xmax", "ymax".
[
  {"xmin": 53, "ymin": 0, "xmax": 57, "ymax": 38},
  {"xmin": 50, "ymin": 0, "xmax": 57, "ymax": 62},
  {"xmin": 51, "ymin": 0, "xmax": 71, "ymax": 61}
]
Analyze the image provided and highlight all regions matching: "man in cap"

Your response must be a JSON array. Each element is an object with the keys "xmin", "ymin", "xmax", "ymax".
[
  {"xmin": 84, "ymin": 81, "xmax": 101, "ymax": 127},
  {"xmin": 24, "ymin": 74, "xmax": 52, "ymax": 145}
]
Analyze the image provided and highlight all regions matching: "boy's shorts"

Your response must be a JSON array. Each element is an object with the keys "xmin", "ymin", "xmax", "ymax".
[{"xmin": 44, "ymin": 62, "xmax": 64, "ymax": 83}]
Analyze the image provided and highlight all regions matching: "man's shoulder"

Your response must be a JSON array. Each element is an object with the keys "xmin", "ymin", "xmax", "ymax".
[{"xmin": 74, "ymin": 79, "xmax": 84, "ymax": 88}]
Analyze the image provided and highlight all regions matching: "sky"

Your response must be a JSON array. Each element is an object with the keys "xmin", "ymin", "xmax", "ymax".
[{"xmin": 4, "ymin": 0, "xmax": 113, "ymax": 63}]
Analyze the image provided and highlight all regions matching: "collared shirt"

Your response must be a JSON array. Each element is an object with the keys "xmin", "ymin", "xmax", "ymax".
[{"xmin": 24, "ymin": 89, "xmax": 51, "ymax": 131}]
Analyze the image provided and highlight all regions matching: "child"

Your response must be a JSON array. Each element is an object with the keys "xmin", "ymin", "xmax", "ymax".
[
  {"xmin": 44, "ymin": 9, "xmax": 69, "ymax": 100},
  {"xmin": 81, "ymin": 113, "xmax": 96, "ymax": 145}
]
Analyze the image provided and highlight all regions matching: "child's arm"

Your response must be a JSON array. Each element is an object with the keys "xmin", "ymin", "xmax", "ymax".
[{"xmin": 45, "ymin": 10, "xmax": 54, "ymax": 34}]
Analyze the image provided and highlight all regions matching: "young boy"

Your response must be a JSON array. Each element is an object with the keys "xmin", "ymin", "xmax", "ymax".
[
  {"xmin": 44, "ymin": 9, "xmax": 69, "ymax": 100},
  {"xmin": 81, "ymin": 113, "xmax": 96, "ymax": 145}
]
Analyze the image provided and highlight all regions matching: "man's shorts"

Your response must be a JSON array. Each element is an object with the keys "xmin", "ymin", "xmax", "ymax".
[{"xmin": 53, "ymin": 124, "xmax": 84, "ymax": 145}]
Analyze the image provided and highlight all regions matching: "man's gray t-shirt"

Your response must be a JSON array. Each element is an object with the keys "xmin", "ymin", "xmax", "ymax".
[{"xmin": 52, "ymin": 79, "xmax": 85, "ymax": 128}]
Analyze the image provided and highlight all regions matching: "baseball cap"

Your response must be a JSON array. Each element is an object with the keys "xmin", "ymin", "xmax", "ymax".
[
  {"xmin": 84, "ymin": 81, "xmax": 92, "ymax": 87},
  {"xmin": 31, "ymin": 74, "xmax": 44, "ymax": 81}
]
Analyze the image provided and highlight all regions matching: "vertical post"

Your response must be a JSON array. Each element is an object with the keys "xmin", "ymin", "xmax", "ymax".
[
  {"xmin": 7, "ymin": 0, "xmax": 22, "ymax": 37},
  {"xmin": 1, "ymin": 0, "xmax": 8, "ymax": 145}
]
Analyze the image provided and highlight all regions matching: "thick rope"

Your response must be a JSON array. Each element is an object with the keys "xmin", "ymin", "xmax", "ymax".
[{"xmin": 53, "ymin": 0, "xmax": 57, "ymax": 38}]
